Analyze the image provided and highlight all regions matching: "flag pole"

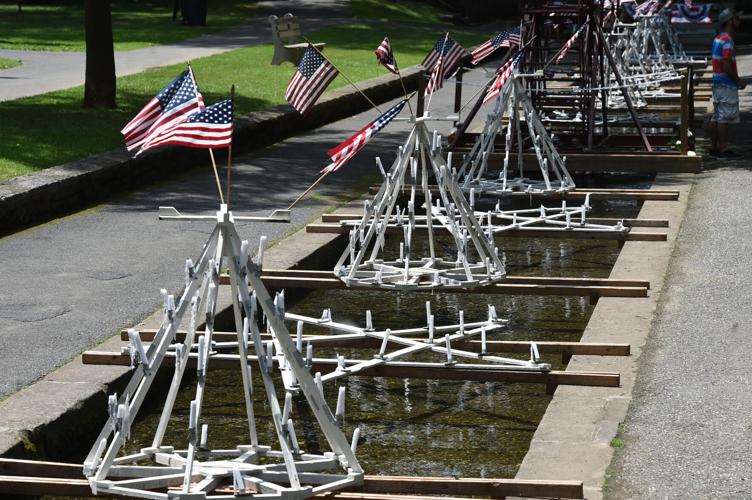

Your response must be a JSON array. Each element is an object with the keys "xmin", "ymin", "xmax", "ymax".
[
  {"xmin": 302, "ymin": 37, "xmax": 384, "ymax": 114},
  {"xmin": 394, "ymin": 60, "xmax": 415, "ymax": 115},
  {"xmin": 386, "ymin": 40, "xmax": 414, "ymax": 115},
  {"xmin": 425, "ymin": 32, "xmax": 449, "ymax": 114},
  {"xmin": 188, "ymin": 62, "xmax": 225, "ymax": 205},
  {"xmin": 225, "ymin": 84, "xmax": 235, "ymax": 209},
  {"xmin": 287, "ymin": 170, "xmax": 331, "ymax": 210}
]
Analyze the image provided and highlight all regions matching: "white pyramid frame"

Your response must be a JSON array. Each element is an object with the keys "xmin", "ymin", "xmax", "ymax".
[
  {"xmin": 458, "ymin": 75, "xmax": 576, "ymax": 196},
  {"xmin": 333, "ymin": 120, "xmax": 505, "ymax": 291},
  {"xmin": 83, "ymin": 206, "xmax": 363, "ymax": 500}
]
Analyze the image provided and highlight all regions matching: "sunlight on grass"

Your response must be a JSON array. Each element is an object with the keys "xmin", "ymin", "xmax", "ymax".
[
  {"xmin": 0, "ymin": 0, "xmax": 256, "ymax": 51},
  {"xmin": 0, "ymin": 57, "xmax": 22, "ymax": 70},
  {"xmin": 0, "ymin": 24, "xmax": 486, "ymax": 181}
]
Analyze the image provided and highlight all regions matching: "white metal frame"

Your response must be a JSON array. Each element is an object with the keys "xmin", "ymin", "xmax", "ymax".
[
  {"xmin": 333, "ymin": 120, "xmax": 505, "ymax": 291},
  {"xmin": 458, "ymin": 75, "xmax": 576, "ymax": 196},
  {"xmin": 83, "ymin": 206, "xmax": 362, "ymax": 500}
]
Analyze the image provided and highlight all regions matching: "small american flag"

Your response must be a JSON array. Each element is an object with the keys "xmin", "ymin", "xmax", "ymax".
[
  {"xmin": 321, "ymin": 98, "xmax": 407, "ymax": 174},
  {"xmin": 423, "ymin": 33, "xmax": 469, "ymax": 96},
  {"xmin": 507, "ymin": 27, "xmax": 522, "ymax": 47},
  {"xmin": 375, "ymin": 37, "xmax": 399, "ymax": 74},
  {"xmin": 286, "ymin": 45, "xmax": 339, "ymax": 115},
  {"xmin": 139, "ymin": 99, "xmax": 234, "ymax": 153},
  {"xmin": 484, "ymin": 51, "xmax": 524, "ymax": 105},
  {"xmin": 121, "ymin": 68, "xmax": 204, "ymax": 154},
  {"xmin": 555, "ymin": 22, "xmax": 587, "ymax": 63},
  {"xmin": 472, "ymin": 31, "xmax": 508, "ymax": 65}
]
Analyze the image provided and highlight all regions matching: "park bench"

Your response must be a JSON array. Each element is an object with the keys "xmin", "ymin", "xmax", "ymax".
[{"xmin": 269, "ymin": 13, "xmax": 325, "ymax": 65}]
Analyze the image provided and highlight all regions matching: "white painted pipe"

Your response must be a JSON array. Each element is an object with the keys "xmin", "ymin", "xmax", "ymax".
[{"xmin": 335, "ymin": 386, "xmax": 346, "ymax": 420}]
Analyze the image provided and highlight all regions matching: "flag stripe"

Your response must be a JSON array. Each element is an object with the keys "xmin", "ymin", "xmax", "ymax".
[
  {"xmin": 321, "ymin": 99, "xmax": 407, "ymax": 174},
  {"xmin": 286, "ymin": 46, "xmax": 339, "ymax": 115}
]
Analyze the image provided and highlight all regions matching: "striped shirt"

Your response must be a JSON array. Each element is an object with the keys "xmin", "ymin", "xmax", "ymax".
[{"xmin": 712, "ymin": 32, "xmax": 737, "ymax": 88}]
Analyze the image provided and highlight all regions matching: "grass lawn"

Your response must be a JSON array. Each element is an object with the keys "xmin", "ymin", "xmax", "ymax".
[
  {"xmin": 351, "ymin": 0, "xmax": 445, "ymax": 24},
  {"xmin": 0, "ymin": 57, "xmax": 21, "ymax": 70},
  {"xmin": 0, "ymin": 0, "xmax": 256, "ymax": 51},
  {"xmin": 0, "ymin": 24, "xmax": 486, "ymax": 181}
]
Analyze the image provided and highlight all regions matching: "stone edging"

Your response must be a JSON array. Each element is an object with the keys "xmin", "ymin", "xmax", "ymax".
[
  {"xmin": 513, "ymin": 173, "xmax": 695, "ymax": 499},
  {"xmin": 0, "ymin": 67, "xmax": 420, "ymax": 235}
]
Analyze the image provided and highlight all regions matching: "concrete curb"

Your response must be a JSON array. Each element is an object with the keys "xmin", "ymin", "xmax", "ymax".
[
  {"xmin": 0, "ymin": 67, "xmax": 420, "ymax": 235},
  {"xmin": 513, "ymin": 173, "xmax": 695, "ymax": 499}
]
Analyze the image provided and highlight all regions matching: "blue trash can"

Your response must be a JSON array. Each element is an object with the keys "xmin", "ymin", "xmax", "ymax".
[{"xmin": 181, "ymin": 0, "xmax": 207, "ymax": 26}]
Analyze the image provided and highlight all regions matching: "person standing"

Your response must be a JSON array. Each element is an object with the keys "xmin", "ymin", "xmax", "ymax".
[{"xmin": 709, "ymin": 8, "xmax": 745, "ymax": 157}]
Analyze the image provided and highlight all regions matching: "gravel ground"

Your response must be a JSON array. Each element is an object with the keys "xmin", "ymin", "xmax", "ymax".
[
  {"xmin": 0, "ymin": 64, "xmax": 475, "ymax": 397},
  {"xmin": 606, "ymin": 51, "xmax": 752, "ymax": 498}
]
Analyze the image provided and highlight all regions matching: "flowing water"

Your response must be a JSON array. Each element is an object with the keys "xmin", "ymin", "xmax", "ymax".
[{"xmin": 52, "ymin": 178, "xmax": 649, "ymax": 498}]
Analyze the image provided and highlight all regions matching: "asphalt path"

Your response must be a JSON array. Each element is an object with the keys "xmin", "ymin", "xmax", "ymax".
[
  {"xmin": 0, "ymin": 0, "xmax": 349, "ymax": 101},
  {"xmin": 0, "ymin": 65, "xmax": 484, "ymax": 397},
  {"xmin": 607, "ymin": 52, "xmax": 752, "ymax": 498}
]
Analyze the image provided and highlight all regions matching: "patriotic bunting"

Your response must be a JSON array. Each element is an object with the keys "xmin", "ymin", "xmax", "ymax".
[
  {"xmin": 321, "ymin": 99, "xmax": 407, "ymax": 174},
  {"xmin": 286, "ymin": 45, "xmax": 339, "ymax": 115},
  {"xmin": 375, "ymin": 37, "xmax": 399, "ymax": 74},
  {"xmin": 121, "ymin": 68, "xmax": 205, "ymax": 154}
]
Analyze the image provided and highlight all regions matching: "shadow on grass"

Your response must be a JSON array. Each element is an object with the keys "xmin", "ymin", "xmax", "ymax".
[{"xmin": 0, "ymin": 0, "xmax": 258, "ymax": 51}]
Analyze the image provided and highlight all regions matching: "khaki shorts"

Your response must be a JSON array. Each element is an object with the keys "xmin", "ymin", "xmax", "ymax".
[{"xmin": 712, "ymin": 84, "xmax": 740, "ymax": 123}]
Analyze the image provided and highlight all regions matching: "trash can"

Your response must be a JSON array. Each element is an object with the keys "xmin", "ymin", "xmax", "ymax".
[{"xmin": 181, "ymin": 0, "xmax": 207, "ymax": 26}]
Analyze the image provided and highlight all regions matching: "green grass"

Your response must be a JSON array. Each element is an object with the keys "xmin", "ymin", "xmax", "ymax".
[
  {"xmin": 0, "ymin": 0, "xmax": 256, "ymax": 51},
  {"xmin": 610, "ymin": 438, "xmax": 624, "ymax": 448},
  {"xmin": 0, "ymin": 24, "xmax": 486, "ymax": 181},
  {"xmin": 351, "ymin": 0, "xmax": 445, "ymax": 24},
  {"xmin": 0, "ymin": 57, "xmax": 21, "ymax": 70}
]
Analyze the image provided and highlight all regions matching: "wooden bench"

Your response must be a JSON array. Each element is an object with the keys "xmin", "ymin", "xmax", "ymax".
[{"xmin": 269, "ymin": 13, "xmax": 325, "ymax": 66}]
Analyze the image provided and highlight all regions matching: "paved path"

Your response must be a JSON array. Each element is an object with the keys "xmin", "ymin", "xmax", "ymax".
[
  {"xmin": 606, "ymin": 52, "xmax": 752, "ymax": 498},
  {"xmin": 0, "ymin": 67, "xmax": 470, "ymax": 397},
  {"xmin": 0, "ymin": 0, "xmax": 349, "ymax": 102}
]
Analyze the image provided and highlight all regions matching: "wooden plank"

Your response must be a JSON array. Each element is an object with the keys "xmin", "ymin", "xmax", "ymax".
[
  {"xmin": 0, "ymin": 475, "xmax": 92, "ymax": 496},
  {"xmin": 305, "ymin": 223, "xmax": 667, "ymax": 241},
  {"xmin": 256, "ymin": 276, "xmax": 649, "ymax": 297},
  {"xmin": 321, "ymin": 213, "xmax": 669, "ymax": 227},
  {"xmin": 360, "ymin": 475, "xmax": 583, "ymax": 498},
  {"xmin": 213, "ymin": 274, "xmax": 648, "ymax": 298},
  {"xmin": 450, "ymin": 152, "xmax": 702, "ymax": 173},
  {"xmin": 82, "ymin": 352, "xmax": 620, "ymax": 388},
  {"xmin": 0, "ymin": 460, "xmax": 583, "ymax": 499},
  {"xmin": 0, "ymin": 459, "xmax": 82, "ymax": 479},
  {"xmin": 120, "ymin": 328, "xmax": 630, "ymax": 357},
  {"xmin": 367, "ymin": 185, "xmax": 680, "ymax": 201},
  {"xmin": 257, "ymin": 269, "xmax": 650, "ymax": 288}
]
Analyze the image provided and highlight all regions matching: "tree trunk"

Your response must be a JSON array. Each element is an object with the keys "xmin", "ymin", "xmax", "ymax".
[{"xmin": 83, "ymin": 0, "xmax": 116, "ymax": 108}]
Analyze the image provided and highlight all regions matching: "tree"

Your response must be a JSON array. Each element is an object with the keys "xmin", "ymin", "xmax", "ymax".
[{"xmin": 83, "ymin": 0, "xmax": 116, "ymax": 108}]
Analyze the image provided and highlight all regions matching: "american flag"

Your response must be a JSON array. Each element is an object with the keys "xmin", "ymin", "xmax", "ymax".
[
  {"xmin": 422, "ymin": 33, "xmax": 469, "ymax": 94},
  {"xmin": 138, "ymin": 99, "xmax": 234, "ymax": 153},
  {"xmin": 471, "ymin": 28, "xmax": 521, "ymax": 65},
  {"xmin": 375, "ymin": 37, "xmax": 399, "ymax": 74},
  {"xmin": 555, "ymin": 22, "xmax": 587, "ymax": 63},
  {"xmin": 484, "ymin": 51, "xmax": 524, "ymax": 105},
  {"xmin": 121, "ymin": 68, "xmax": 205, "ymax": 153},
  {"xmin": 321, "ymin": 98, "xmax": 407, "ymax": 174},
  {"xmin": 507, "ymin": 27, "xmax": 522, "ymax": 46},
  {"xmin": 285, "ymin": 45, "xmax": 339, "ymax": 115}
]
